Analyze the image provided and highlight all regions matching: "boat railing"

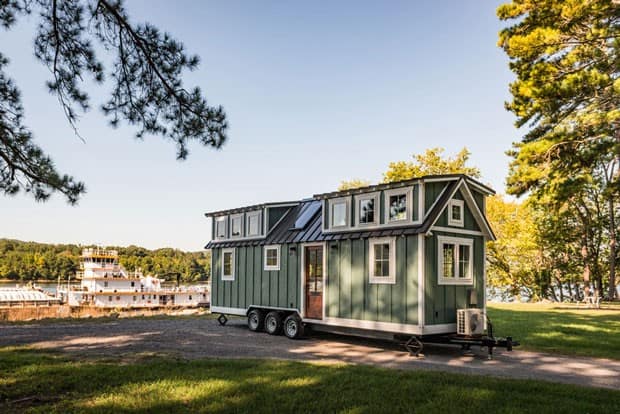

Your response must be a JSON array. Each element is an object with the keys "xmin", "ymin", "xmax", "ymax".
[{"xmin": 81, "ymin": 248, "xmax": 118, "ymax": 257}]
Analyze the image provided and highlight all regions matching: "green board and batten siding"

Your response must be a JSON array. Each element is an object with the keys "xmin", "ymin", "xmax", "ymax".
[
  {"xmin": 213, "ymin": 237, "xmax": 420, "ymax": 325},
  {"xmin": 325, "ymin": 237, "xmax": 418, "ymax": 325},
  {"xmin": 212, "ymin": 244, "xmax": 300, "ymax": 311},
  {"xmin": 209, "ymin": 176, "xmax": 493, "ymax": 335}
]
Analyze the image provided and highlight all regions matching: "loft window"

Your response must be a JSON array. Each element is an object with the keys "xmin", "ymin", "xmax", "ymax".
[
  {"xmin": 438, "ymin": 236, "xmax": 473, "ymax": 285},
  {"xmin": 330, "ymin": 197, "xmax": 349, "ymax": 229},
  {"xmin": 389, "ymin": 194, "xmax": 406, "ymax": 220},
  {"xmin": 231, "ymin": 213, "xmax": 243, "ymax": 238},
  {"xmin": 384, "ymin": 187, "xmax": 412, "ymax": 224},
  {"xmin": 360, "ymin": 199, "xmax": 375, "ymax": 223},
  {"xmin": 355, "ymin": 192, "xmax": 379, "ymax": 227},
  {"xmin": 264, "ymin": 245, "xmax": 281, "ymax": 271},
  {"xmin": 215, "ymin": 217, "xmax": 228, "ymax": 239},
  {"xmin": 246, "ymin": 211, "xmax": 261, "ymax": 237},
  {"xmin": 222, "ymin": 248, "xmax": 235, "ymax": 281},
  {"xmin": 368, "ymin": 237, "xmax": 396, "ymax": 284},
  {"xmin": 448, "ymin": 199, "xmax": 464, "ymax": 227}
]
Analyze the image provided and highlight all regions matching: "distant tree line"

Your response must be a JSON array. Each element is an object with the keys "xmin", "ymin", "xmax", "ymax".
[{"xmin": 0, "ymin": 239, "xmax": 210, "ymax": 282}]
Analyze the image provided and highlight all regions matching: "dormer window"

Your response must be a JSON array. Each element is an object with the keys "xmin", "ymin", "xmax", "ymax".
[
  {"xmin": 215, "ymin": 217, "xmax": 227, "ymax": 239},
  {"xmin": 384, "ymin": 187, "xmax": 412, "ymax": 224},
  {"xmin": 448, "ymin": 199, "xmax": 464, "ymax": 227},
  {"xmin": 330, "ymin": 197, "xmax": 349, "ymax": 229},
  {"xmin": 246, "ymin": 211, "xmax": 261, "ymax": 237},
  {"xmin": 230, "ymin": 213, "xmax": 244, "ymax": 238},
  {"xmin": 355, "ymin": 192, "xmax": 379, "ymax": 227}
]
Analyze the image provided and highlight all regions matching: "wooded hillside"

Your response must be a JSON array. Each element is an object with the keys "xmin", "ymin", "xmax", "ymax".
[{"xmin": 0, "ymin": 239, "xmax": 210, "ymax": 282}]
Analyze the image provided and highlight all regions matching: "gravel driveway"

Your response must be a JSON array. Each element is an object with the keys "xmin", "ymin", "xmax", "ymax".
[{"xmin": 1, "ymin": 316, "xmax": 619, "ymax": 390}]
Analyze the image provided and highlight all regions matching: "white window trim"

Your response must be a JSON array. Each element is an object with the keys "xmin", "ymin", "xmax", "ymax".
[
  {"xmin": 330, "ymin": 197, "xmax": 350, "ymax": 230},
  {"xmin": 384, "ymin": 187, "xmax": 413, "ymax": 224},
  {"xmin": 368, "ymin": 237, "xmax": 396, "ymax": 284},
  {"xmin": 246, "ymin": 210, "xmax": 262, "ymax": 237},
  {"xmin": 437, "ymin": 235, "xmax": 473, "ymax": 285},
  {"xmin": 215, "ymin": 216, "xmax": 228, "ymax": 240},
  {"xmin": 448, "ymin": 199, "xmax": 464, "ymax": 227},
  {"xmin": 221, "ymin": 248, "xmax": 235, "ymax": 281},
  {"xmin": 230, "ymin": 213, "xmax": 244, "ymax": 238},
  {"xmin": 354, "ymin": 192, "xmax": 379, "ymax": 227},
  {"xmin": 263, "ymin": 245, "xmax": 281, "ymax": 271}
]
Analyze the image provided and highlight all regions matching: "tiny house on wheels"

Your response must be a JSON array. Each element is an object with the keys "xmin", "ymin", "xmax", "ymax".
[{"xmin": 205, "ymin": 174, "xmax": 507, "ymax": 352}]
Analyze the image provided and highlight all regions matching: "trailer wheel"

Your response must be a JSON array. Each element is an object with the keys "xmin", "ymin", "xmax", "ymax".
[
  {"xmin": 247, "ymin": 309, "xmax": 264, "ymax": 332},
  {"xmin": 283, "ymin": 314, "xmax": 305, "ymax": 339},
  {"xmin": 265, "ymin": 311, "xmax": 283, "ymax": 335}
]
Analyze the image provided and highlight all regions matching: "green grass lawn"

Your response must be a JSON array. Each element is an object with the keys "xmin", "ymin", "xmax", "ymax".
[
  {"xmin": 487, "ymin": 303, "xmax": 620, "ymax": 360},
  {"xmin": 1, "ymin": 348, "xmax": 619, "ymax": 414}
]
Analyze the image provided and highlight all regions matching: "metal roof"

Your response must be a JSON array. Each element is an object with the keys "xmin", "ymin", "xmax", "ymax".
[
  {"xmin": 312, "ymin": 174, "xmax": 495, "ymax": 199},
  {"xmin": 204, "ymin": 201, "xmax": 300, "ymax": 218},
  {"xmin": 205, "ymin": 177, "xmax": 495, "ymax": 249}
]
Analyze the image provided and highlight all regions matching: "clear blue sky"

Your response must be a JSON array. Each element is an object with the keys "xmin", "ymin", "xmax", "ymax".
[{"xmin": 1, "ymin": 0, "xmax": 519, "ymax": 251}]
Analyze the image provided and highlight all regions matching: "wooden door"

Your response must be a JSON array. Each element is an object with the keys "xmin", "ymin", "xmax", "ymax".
[{"xmin": 304, "ymin": 246, "xmax": 323, "ymax": 319}]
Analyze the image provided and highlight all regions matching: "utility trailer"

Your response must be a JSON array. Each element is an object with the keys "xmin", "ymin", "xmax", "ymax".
[{"xmin": 206, "ymin": 175, "xmax": 518, "ymax": 357}]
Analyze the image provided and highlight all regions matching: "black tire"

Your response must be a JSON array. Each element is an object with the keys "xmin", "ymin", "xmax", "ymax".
[
  {"xmin": 283, "ymin": 314, "xmax": 305, "ymax": 339},
  {"xmin": 247, "ymin": 309, "xmax": 264, "ymax": 332},
  {"xmin": 264, "ymin": 311, "xmax": 283, "ymax": 335}
]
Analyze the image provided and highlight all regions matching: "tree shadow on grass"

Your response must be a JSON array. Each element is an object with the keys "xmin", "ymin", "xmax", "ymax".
[{"xmin": 1, "ymin": 348, "xmax": 619, "ymax": 414}]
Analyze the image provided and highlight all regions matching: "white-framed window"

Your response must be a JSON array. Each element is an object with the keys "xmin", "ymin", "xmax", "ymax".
[
  {"xmin": 384, "ymin": 187, "xmax": 413, "ymax": 224},
  {"xmin": 221, "ymin": 248, "xmax": 235, "ymax": 281},
  {"xmin": 448, "ymin": 199, "xmax": 464, "ymax": 227},
  {"xmin": 263, "ymin": 245, "xmax": 281, "ymax": 271},
  {"xmin": 355, "ymin": 192, "xmax": 379, "ymax": 227},
  {"xmin": 330, "ymin": 197, "xmax": 350, "ymax": 229},
  {"xmin": 368, "ymin": 237, "xmax": 396, "ymax": 284},
  {"xmin": 230, "ymin": 213, "xmax": 244, "ymax": 238},
  {"xmin": 438, "ymin": 236, "xmax": 473, "ymax": 285},
  {"xmin": 215, "ymin": 216, "xmax": 228, "ymax": 239},
  {"xmin": 246, "ymin": 211, "xmax": 261, "ymax": 237}
]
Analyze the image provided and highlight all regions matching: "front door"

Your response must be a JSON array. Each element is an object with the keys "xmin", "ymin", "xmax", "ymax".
[{"xmin": 304, "ymin": 246, "xmax": 323, "ymax": 319}]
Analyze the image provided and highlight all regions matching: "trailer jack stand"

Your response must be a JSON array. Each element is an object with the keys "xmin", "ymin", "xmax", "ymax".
[
  {"xmin": 404, "ymin": 336, "xmax": 424, "ymax": 358},
  {"xmin": 217, "ymin": 314, "xmax": 228, "ymax": 326}
]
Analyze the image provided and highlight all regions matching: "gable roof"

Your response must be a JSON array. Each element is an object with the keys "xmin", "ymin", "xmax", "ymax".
[
  {"xmin": 425, "ymin": 178, "xmax": 496, "ymax": 240},
  {"xmin": 205, "ymin": 176, "xmax": 495, "ymax": 249}
]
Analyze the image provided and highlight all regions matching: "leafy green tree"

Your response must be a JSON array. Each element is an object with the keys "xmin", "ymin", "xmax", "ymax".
[
  {"xmin": 337, "ymin": 179, "xmax": 371, "ymax": 191},
  {"xmin": 1, "ymin": 0, "xmax": 227, "ymax": 204},
  {"xmin": 383, "ymin": 147, "xmax": 481, "ymax": 183},
  {"xmin": 486, "ymin": 195, "xmax": 542, "ymax": 300},
  {"xmin": 498, "ymin": 0, "xmax": 619, "ymax": 298}
]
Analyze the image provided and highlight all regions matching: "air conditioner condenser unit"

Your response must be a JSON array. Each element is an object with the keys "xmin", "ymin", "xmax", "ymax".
[{"xmin": 457, "ymin": 309, "xmax": 484, "ymax": 336}]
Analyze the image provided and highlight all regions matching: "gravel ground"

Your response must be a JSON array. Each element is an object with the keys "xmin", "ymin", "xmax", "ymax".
[{"xmin": 1, "ymin": 316, "xmax": 619, "ymax": 390}]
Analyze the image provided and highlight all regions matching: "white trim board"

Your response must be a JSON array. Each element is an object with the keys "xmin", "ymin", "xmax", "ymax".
[
  {"xmin": 431, "ymin": 226, "xmax": 485, "ymax": 236},
  {"xmin": 308, "ymin": 317, "xmax": 456, "ymax": 336},
  {"xmin": 209, "ymin": 306, "xmax": 458, "ymax": 336},
  {"xmin": 211, "ymin": 306, "xmax": 246, "ymax": 316},
  {"xmin": 417, "ymin": 233, "xmax": 425, "ymax": 327}
]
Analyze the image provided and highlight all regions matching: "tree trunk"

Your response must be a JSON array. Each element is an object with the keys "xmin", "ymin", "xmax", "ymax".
[{"xmin": 609, "ymin": 194, "xmax": 617, "ymax": 299}]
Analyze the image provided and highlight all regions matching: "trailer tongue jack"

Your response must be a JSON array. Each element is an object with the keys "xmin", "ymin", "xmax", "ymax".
[{"xmin": 399, "ymin": 318, "xmax": 519, "ymax": 359}]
